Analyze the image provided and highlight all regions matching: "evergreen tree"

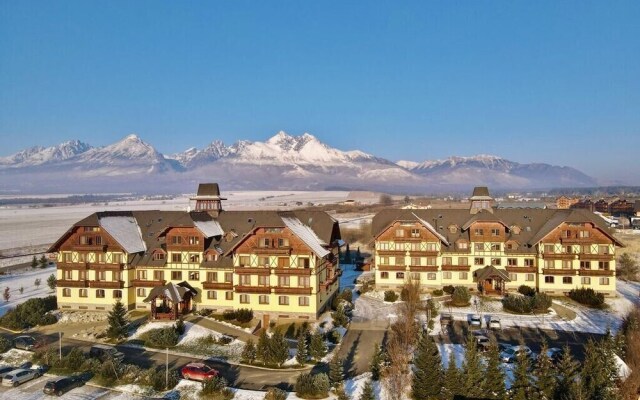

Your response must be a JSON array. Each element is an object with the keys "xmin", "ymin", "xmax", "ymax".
[
  {"xmin": 309, "ymin": 332, "xmax": 327, "ymax": 361},
  {"xmin": 39, "ymin": 254, "xmax": 48, "ymax": 268},
  {"xmin": 34, "ymin": 278, "xmax": 41, "ymax": 288},
  {"xmin": 370, "ymin": 342, "xmax": 383, "ymax": 381},
  {"xmin": 269, "ymin": 330, "xmax": 289, "ymax": 367},
  {"xmin": 482, "ymin": 340, "xmax": 506, "ymax": 400},
  {"xmin": 461, "ymin": 333, "xmax": 484, "ymax": 399},
  {"xmin": 511, "ymin": 342, "xmax": 532, "ymax": 400},
  {"xmin": 580, "ymin": 338, "xmax": 619, "ymax": 400},
  {"xmin": 359, "ymin": 380, "xmax": 375, "ymax": 400},
  {"xmin": 106, "ymin": 300, "xmax": 129, "ymax": 339},
  {"xmin": 442, "ymin": 350, "xmax": 460, "ymax": 400},
  {"xmin": 31, "ymin": 256, "xmax": 38, "ymax": 268},
  {"xmin": 296, "ymin": 330, "xmax": 308, "ymax": 364},
  {"xmin": 257, "ymin": 331, "xmax": 269, "ymax": 364},
  {"xmin": 3, "ymin": 287, "xmax": 9, "ymax": 302},
  {"xmin": 344, "ymin": 243, "xmax": 352, "ymax": 264},
  {"xmin": 241, "ymin": 339, "xmax": 257, "ymax": 364},
  {"xmin": 533, "ymin": 340, "xmax": 556, "ymax": 400},
  {"xmin": 329, "ymin": 356, "xmax": 345, "ymax": 386},
  {"xmin": 46, "ymin": 274, "xmax": 57, "ymax": 290},
  {"xmin": 411, "ymin": 333, "xmax": 442, "ymax": 400},
  {"xmin": 553, "ymin": 345, "xmax": 579, "ymax": 400},
  {"xmin": 334, "ymin": 384, "xmax": 350, "ymax": 400},
  {"xmin": 333, "ymin": 304, "xmax": 349, "ymax": 327}
]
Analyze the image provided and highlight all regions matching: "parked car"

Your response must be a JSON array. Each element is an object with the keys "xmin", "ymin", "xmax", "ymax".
[
  {"xmin": 500, "ymin": 345, "xmax": 535, "ymax": 363},
  {"xmin": 469, "ymin": 314, "xmax": 482, "ymax": 328},
  {"xmin": 546, "ymin": 347, "xmax": 564, "ymax": 363},
  {"xmin": 0, "ymin": 365, "xmax": 17, "ymax": 383},
  {"xmin": 1, "ymin": 368, "xmax": 41, "ymax": 387},
  {"xmin": 475, "ymin": 335, "xmax": 491, "ymax": 352},
  {"xmin": 440, "ymin": 313, "xmax": 454, "ymax": 326},
  {"xmin": 181, "ymin": 362, "xmax": 219, "ymax": 381},
  {"xmin": 13, "ymin": 336, "xmax": 39, "ymax": 351},
  {"xmin": 89, "ymin": 344, "xmax": 124, "ymax": 362},
  {"xmin": 43, "ymin": 375, "xmax": 85, "ymax": 396},
  {"xmin": 488, "ymin": 317, "xmax": 501, "ymax": 330}
]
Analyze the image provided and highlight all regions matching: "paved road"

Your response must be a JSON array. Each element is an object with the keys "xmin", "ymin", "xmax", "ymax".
[
  {"xmin": 336, "ymin": 321, "xmax": 388, "ymax": 377},
  {"xmin": 0, "ymin": 374, "xmax": 126, "ymax": 399}
]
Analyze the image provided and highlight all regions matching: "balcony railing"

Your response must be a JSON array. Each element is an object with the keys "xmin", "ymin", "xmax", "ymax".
[
  {"xmin": 131, "ymin": 279, "xmax": 166, "ymax": 287},
  {"xmin": 58, "ymin": 279, "xmax": 88, "ymax": 288},
  {"xmin": 235, "ymin": 285, "xmax": 272, "ymax": 294},
  {"xmin": 542, "ymin": 268, "xmax": 577, "ymax": 276},
  {"xmin": 505, "ymin": 266, "xmax": 537, "ymax": 273},
  {"xmin": 202, "ymin": 282, "xmax": 233, "ymax": 290},
  {"xmin": 578, "ymin": 254, "xmax": 614, "ymax": 261},
  {"xmin": 58, "ymin": 263, "xmax": 89, "ymax": 270},
  {"xmin": 542, "ymin": 253, "xmax": 577, "ymax": 260},
  {"xmin": 234, "ymin": 267, "xmax": 271, "ymax": 275},
  {"xmin": 90, "ymin": 263, "xmax": 125, "ymax": 270},
  {"xmin": 377, "ymin": 265, "xmax": 407, "ymax": 271},
  {"xmin": 408, "ymin": 250, "xmax": 439, "ymax": 257},
  {"xmin": 376, "ymin": 249, "xmax": 408, "ymax": 256},
  {"xmin": 408, "ymin": 265, "xmax": 438, "ymax": 272},
  {"xmin": 88, "ymin": 280, "xmax": 124, "ymax": 289},
  {"xmin": 578, "ymin": 269, "xmax": 614, "ymax": 276},
  {"xmin": 273, "ymin": 268, "xmax": 312, "ymax": 276},
  {"xmin": 441, "ymin": 264, "xmax": 471, "ymax": 271},
  {"xmin": 253, "ymin": 247, "xmax": 292, "ymax": 255},
  {"xmin": 274, "ymin": 286, "xmax": 313, "ymax": 295}
]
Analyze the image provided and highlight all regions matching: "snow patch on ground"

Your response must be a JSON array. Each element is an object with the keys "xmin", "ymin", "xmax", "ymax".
[
  {"xmin": 0, "ymin": 266, "xmax": 56, "ymax": 317},
  {"xmin": 0, "ymin": 348, "xmax": 33, "ymax": 366},
  {"xmin": 52, "ymin": 310, "xmax": 109, "ymax": 324},
  {"xmin": 131, "ymin": 321, "xmax": 222, "ymax": 345}
]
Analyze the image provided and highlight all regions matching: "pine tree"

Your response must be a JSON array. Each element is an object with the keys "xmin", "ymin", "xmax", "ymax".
[
  {"xmin": 34, "ymin": 278, "xmax": 41, "ymax": 288},
  {"xmin": 3, "ymin": 287, "xmax": 9, "ymax": 302},
  {"xmin": 482, "ymin": 340, "xmax": 506, "ymax": 400},
  {"xmin": 296, "ymin": 330, "xmax": 308, "ymax": 364},
  {"xmin": 411, "ymin": 333, "xmax": 442, "ymax": 400},
  {"xmin": 106, "ymin": 300, "xmax": 129, "ymax": 339},
  {"xmin": 241, "ymin": 339, "xmax": 257, "ymax": 364},
  {"xmin": 359, "ymin": 380, "xmax": 375, "ymax": 400},
  {"xmin": 329, "ymin": 356, "xmax": 345, "ymax": 386},
  {"xmin": 39, "ymin": 254, "xmax": 48, "ymax": 268},
  {"xmin": 442, "ymin": 350, "xmax": 460, "ymax": 400},
  {"xmin": 533, "ymin": 340, "xmax": 556, "ymax": 400},
  {"xmin": 31, "ymin": 256, "xmax": 38, "ymax": 268},
  {"xmin": 511, "ymin": 342, "xmax": 532, "ymax": 400},
  {"xmin": 309, "ymin": 332, "xmax": 327, "ymax": 361},
  {"xmin": 553, "ymin": 345, "xmax": 579, "ymax": 400},
  {"xmin": 581, "ymin": 338, "xmax": 619, "ymax": 400},
  {"xmin": 257, "ymin": 330, "xmax": 269, "ymax": 364},
  {"xmin": 344, "ymin": 244, "xmax": 352, "ymax": 264},
  {"xmin": 333, "ymin": 304, "xmax": 348, "ymax": 327},
  {"xmin": 46, "ymin": 274, "xmax": 57, "ymax": 290},
  {"xmin": 461, "ymin": 333, "xmax": 484, "ymax": 399},
  {"xmin": 370, "ymin": 342, "xmax": 383, "ymax": 381},
  {"xmin": 270, "ymin": 330, "xmax": 289, "ymax": 367}
]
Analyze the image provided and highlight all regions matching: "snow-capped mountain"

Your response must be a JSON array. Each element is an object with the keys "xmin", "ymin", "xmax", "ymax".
[{"xmin": 0, "ymin": 131, "xmax": 598, "ymax": 194}]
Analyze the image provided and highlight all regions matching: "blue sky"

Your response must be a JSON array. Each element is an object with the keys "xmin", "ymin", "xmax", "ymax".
[{"xmin": 1, "ymin": 1, "xmax": 639, "ymax": 182}]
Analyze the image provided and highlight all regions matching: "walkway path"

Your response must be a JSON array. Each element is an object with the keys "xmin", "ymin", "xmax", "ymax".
[{"xmin": 183, "ymin": 314, "xmax": 256, "ymax": 342}]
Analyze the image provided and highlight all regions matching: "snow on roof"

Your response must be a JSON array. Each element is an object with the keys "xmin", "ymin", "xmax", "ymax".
[
  {"xmin": 281, "ymin": 216, "xmax": 330, "ymax": 258},
  {"xmin": 194, "ymin": 220, "xmax": 224, "ymax": 238},
  {"xmin": 412, "ymin": 212, "xmax": 450, "ymax": 246},
  {"xmin": 99, "ymin": 216, "xmax": 146, "ymax": 253}
]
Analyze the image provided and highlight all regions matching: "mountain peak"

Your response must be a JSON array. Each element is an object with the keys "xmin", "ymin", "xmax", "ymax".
[
  {"xmin": 123, "ymin": 133, "xmax": 142, "ymax": 142},
  {"xmin": 266, "ymin": 131, "xmax": 293, "ymax": 145}
]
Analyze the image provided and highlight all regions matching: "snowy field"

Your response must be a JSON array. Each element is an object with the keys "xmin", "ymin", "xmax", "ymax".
[{"xmin": 0, "ymin": 266, "xmax": 56, "ymax": 317}]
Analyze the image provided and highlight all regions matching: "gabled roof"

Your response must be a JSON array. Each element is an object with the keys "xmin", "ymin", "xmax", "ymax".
[
  {"xmin": 193, "ymin": 219, "xmax": 224, "ymax": 238},
  {"xmin": 281, "ymin": 214, "xmax": 330, "ymax": 258},
  {"xmin": 461, "ymin": 211, "xmax": 508, "ymax": 230},
  {"xmin": 143, "ymin": 281, "xmax": 197, "ymax": 303},
  {"xmin": 99, "ymin": 214, "xmax": 146, "ymax": 254},
  {"xmin": 412, "ymin": 213, "xmax": 450, "ymax": 246},
  {"xmin": 474, "ymin": 265, "xmax": 510, "ymax": 282}
]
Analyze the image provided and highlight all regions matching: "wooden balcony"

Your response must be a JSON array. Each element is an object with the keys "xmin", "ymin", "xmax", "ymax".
[
  {"xmin": 202, "ymin": 282, "xmax": 233, "ymax": 290},
  {"xmin": 409, "ymin": 251, "xmax": 439, "ymax": 257},
  {"xmin": 68, "ymin": 244, "xmax": 107, "ymax": 252},
  {"xmin": 542, "ymin": 253, "xmax": 577, "ymax": 260},
  {"xmin": 441, "ymin": 264, "xmax": 471, "ymax": 272},
  {"xmin": 505, "ymin": 266, "xmax": 538, "ymax": 273},
  {"xmin": 252, "ymin": 247, "xmax": 292, "ymax": 255},
  {"xmin": 578, "ymin": 254, "xmax": 614, "ymax": 261},
  {"xmin": 273, "ymin": 268, "xmax": 312, "ymax": 276},
  {"xmin": 235, "ymin": 285, "xmax": 272, "ymax": 294},
  {"xmin": 409, "ymin": 265, "xmax": 438, "ymax": 272},
  {"xmin": 273, "ymin": 286, "xmax": 312, "ymax": 295},
  {"xmin": 57, "ymin": 279, "xmax": 88, "ymax": 288},
  {"xmin": 579, "ymin": 269, "xmax": 614, "ymax": 277},
  {"xmin": 131, "ymin": 279, "xmax": 166, "ymax": 287},
  {"xmin": 377, "ymin": 265, "xmax": 407, "ymax": 271},
  {"xmin": 234, "ymin": 267, "xmax": 271, "ymax": 275},
  {"xmin": 88, "ymin": 280, "xmax": 124, "ymax": 289},
  {"xmin": 542, "ymin": 268, "xmax": 577, "ymax": 276},
  {"xmin": 376, "ymin": 250, "xmax": 407, "ymax": 256},
  {"xmin": 58, "ymin": 263, "xmax": 89, "ymax": 270},
  {"xmin": 90, "ymin": 263, "xmax": 125, "ymax": 271}
]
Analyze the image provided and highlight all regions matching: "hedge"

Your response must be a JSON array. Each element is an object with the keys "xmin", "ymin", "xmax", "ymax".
[
  {"xmin": 568, "ymin": 287, "xmax": 605, "ymax": 308},
  {"xmin": 502, "ymin": 293, "xmax": 552, "ymax": 314},
  {"xmin": 0, "ymin": 295, "xmax": 57, "ymax": 330}
]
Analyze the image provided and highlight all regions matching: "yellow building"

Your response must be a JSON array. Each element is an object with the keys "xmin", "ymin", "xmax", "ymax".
[
  {"xmin": 49, "ymin": 183, "xmax": 342, "ymax": 320},
  {"xmin": 372, "ymin": 187, "xmax": 623, "ymax": 296}
]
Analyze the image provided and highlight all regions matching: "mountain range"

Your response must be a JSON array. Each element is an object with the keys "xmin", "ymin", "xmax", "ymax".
[{"xmin": 0, "ymin": 132, "xmax": 598, "ymax": 194}]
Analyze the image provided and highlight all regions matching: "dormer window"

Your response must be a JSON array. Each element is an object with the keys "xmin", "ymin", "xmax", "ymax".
[
  {"xmin": 510, "ymin": 225, "xmax": 521, "ymax": 235},
  {"xmin": 410, "ymin": 229, "xmax": 420, "ymax": 238},
  {"xmin": 448, "ymin": 225, "xmax": 458, "ymax": 234},
  {"xmin": 395, "ymin": 229, "xmax": 405, "ymax": 238},
  {"xmin": 278, "ymin": 238, "xmax": 290, "ymax": 247},
  {"xmin": 153, "ymin": 252, "xmax": 165, "ymax": 261},
  {"xmin": 260, "ymin": 238, "xmax": 271, "ymax": 248}
]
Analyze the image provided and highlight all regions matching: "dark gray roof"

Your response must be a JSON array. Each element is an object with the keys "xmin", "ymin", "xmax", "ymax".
[
  {"xmin": 474, "ymin": 265, "xmax": 510, "ymax": 282},
  {"xmin": 471, "ymin": 186, "xmax": 491, "ymax": 198},
  {"xmin": 197, "ymin": 183, "xmax": 220, "ymax": 197}
]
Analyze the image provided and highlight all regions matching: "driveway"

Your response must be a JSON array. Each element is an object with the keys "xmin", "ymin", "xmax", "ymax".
[{"xmin": 337, "ymin": 321, "xmax": 388, "ymax": 377}]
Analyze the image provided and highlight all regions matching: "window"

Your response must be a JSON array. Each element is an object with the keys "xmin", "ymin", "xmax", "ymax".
[
  {"xmin": 260, "ymin": 238, "xmax": 271, "ymax": 248},
  {"xmin": 259, "ymin": 295, "xmax": 269, "ymax": 304},
  {"xmin": 508, "ymin": 273, "xmax": 517, "ymax": 281},
  {"xmin": 240, "ymin": 275, "xmax": 251, "ymax": 285},
  {"xmin": 544, "ymin": 245, "xmax": 554, "ymax": 253},
  {"xmin": 562, "ymin": 230, "xmax": 572, "ymax": 238},
  {"xmin": 299, "ymin": 296, "xmax": 310, "ymax": 306},
  {"xmin": 474, "ymin": 243, "xmax": 484, "ymax": 251},
  {"xmin": 188, "ymin": 236, "xmax": 200, "ymax": 245},
  {"xmin": 598, "ymin": 245, "xmax": 609, "ymax": 255},
  {"xmin": 171, "ymin": 253, "xmax": 182, "ymax": 263},
  {"xmin": 581, "ymin": 277, "xmax": 591, "ymax": 285},
  {"xmin": 491, "ymin": 258, "xmax": 501, "ymax": 266},
  {"xmin": 207, "ymin": 291, "xmax": 217, "ymax": 300},
  {"xmin": 79, "ymin": 289, "xmax": 88, "ymax": 298},
  {"xmin": 299, "ymin": 276, "xmax": 310, "ymax": 288},
  {"xmin": 224, "ymin": 272, "xmax": 233, "ymax": 283},
  {"xmin": 410, "ymin": 228, "xmax": 420, "ymax": 238},
  {"xmin": 240, "ymin": 294, "xmax": 250, "ymax": 304},
  {"xmin": 381, "ymin": 272, "xmax": 389, "ymax": 279},
  {"xmin": 459, "ymin": 272, "xmax": 468, "ymax": 280},
  {"xmin": 137, "ymin": 288, "xmax": 146, "ymax": 297},
  {"xmin": 474, "ymin": 228, "xmax": 484, "ymax": 236},
  {"xmin": 458, "ymin": 257, "xmax": 468, "ymax": 266},
  {"xmin": 278, "ymin": 257, "xmax": 289, "ymax": 268},
  {"xmin": 378, "ymin": 242, "xmax": 389, "ymax": 250},
  {"xmin": 171, "ymin": 271, "xmax": 182, "ymax": 280},
  {"xmin": 259, "ymin": 256, "xmax": 270, "ymax": 267},
  {"xmin": 278, "ymin": 276, "xmax": 290, "ymax": 287},
  {"xmin": 562, "ymin": 277, "xmax": 573, "ymax": 284},
  {"xmin": 507, "ymin": 258, "xmax": 517, "ymax": 267},
  {"xmin": 525, "ymin": 274, "xmax": 535, "ymax": 282},
  {"xmin": 599, "ymin": 277, "xmax": 610, "ymax": 285},
  {"xmin": 457, "ymin": 241, "xmax": 468, "ymax": 250},
  {"xmin": 491, "ymin": 243, "xmax": 501, "ymax": 251},
  {"xmin": 113, "ymin": 271, "xmax": 122, "ymax": 282},
  {"xmin": 443, "ymin": 271, "xmax": 452, "ymax": 279},
  {"xmin": 427, "ymin": 273, "xmax": 437, "ymax": 280},
  {"xmin": 396, "ymin": 272, "xmax": 405, "ymax": 280},
  {"xmin": 96, "ymin": 271, "xmax": 106, "ymax": 281},
  {"xmin": 411, "ymin": 257, "xmax": 422, "ymax": 266},
  {"xmin": 279, "ymin": 296, "xmax": 289, "ymax": 305},
  {"xmin": 95, "ymin": 236, "xmax": 102, "ymax": 245},
  {"xmin": 579, "ymin": 230, "xmax": 590, "ymax": 238},
  {"xmin": 426, "ymin": 257, "xmax": 437, "ymax": 266},
  {"xmin": 395, "ymin": 256, "xmax": 405, "ymax": 266},
  {"xmin": 278, "ymin": 238, "xmax": 290, "ymax": 247},
  {"xmin": 225, "ymin": 291, "xmax": 233, "ymax": 300},
  {"xmin": 79, "ymin": 270, "xmax": 87, "ymax": 280},
  {"xmin": 298, "ymin": 258, "xmax": 310, "ymax": 268},
  {"xmin": 239, "ymin": 256, "xmax": 250, "ymax": 266},
  {"xmin": 379, "ymin": 257, "xmax": 389, "ymax": 265},
  {"xmin": 62, "ymin": 288, "xmax": 70, "ymax": 298},
  {"xmin": 544, "ymin": 276, "xmax": 555, "ymax": 284},
  {"xmin": 189, "ymin": 271, "xmax": 199, "ymax": 281},
  {"xmin": 562, "ymin": 261, "xmax": 572, "ymax": 269},
  {"xmin": 442, "ymin": 257, "xmax": 452, "ymax": 265},
  {"xmin": 153, "ymin": 252, "xmax": 165, "ymax": 261},
  {"xmin": 580, "ymin": 261, "xmax": 591, "ymax": 270},
  {"xmin": 544, "ymin": 260, "xmax": 555, "ymax": 269},
  {"xmin": 598, "ymin": 261, "xmax": 610, "ymax": 270},
  {"xmin": 582, "ymin": 245, "xmax": 592, "ymax": 254},
  {"xmin": 63, "ymin": 270, "xmax": 72, "ymax": 280},
  {"xmin": 474, "ymin": 257, "xmax": 485, "ymax": 266},
  {"xmin": 425, "ymin": 243, "xmax": 437, "ymax": 251},
  {"xmin": 96, "ymin": 289, "xmax": 105, "ymax": 298},
  {"xmin": 491, "ymin": 228, "xmax": 500, "ymax": 236},
  {"xmin": 524, "ymin": 259, "xmax": 534, "ymax": 267},
  {"xmin": 205, "ymin": 252, "xmax": 216, "ymax": 262},
  {"xmin": 395, "ymin": 229, "xmax": 405, "ymax": 237},
  {"xmin": 97, "ymin": 253, "xmax": 105, "ymax": 263},
  {"xmin": 171, "ymin": 236, "xmax": 182, "ymax": 245},
  {"xmin": 189, "ymin": 254, "xmax": 200, "ymax": 263},
  {"xmin": 410, "ymin": 272, "xmax": 420, "ymax": 280},
  {"xmin": 113, "ymin": 290, "xmax": 122, "ymax": 299}
]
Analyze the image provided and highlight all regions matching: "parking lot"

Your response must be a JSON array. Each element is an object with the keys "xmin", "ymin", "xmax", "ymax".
[{"xmin": 0, "ymin": 374, "xmax": 129, "ymax": 399}]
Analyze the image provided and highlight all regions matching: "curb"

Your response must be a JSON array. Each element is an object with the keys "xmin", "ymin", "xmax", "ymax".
[{"xmin": 0, "ymin": 326, "xmax": 24, "ymax": 334}]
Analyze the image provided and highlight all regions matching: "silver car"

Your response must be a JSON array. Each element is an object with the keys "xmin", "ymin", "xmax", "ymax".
[{"xmin": 1, "ymin": 368, "xmax": 41, "ymax": 387}]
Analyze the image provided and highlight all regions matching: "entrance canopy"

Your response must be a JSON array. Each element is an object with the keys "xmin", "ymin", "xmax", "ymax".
[
  {"xmin": 473, "ymin": 265, "xmax": 511, "ymax": 282},
  {"xmin": 143, "ymin": 281, "xmax": 198, "ymax": 320}
]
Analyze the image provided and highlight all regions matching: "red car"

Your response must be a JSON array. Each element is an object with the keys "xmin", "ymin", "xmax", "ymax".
[{"xmin": 180, "ymin": 363, "xmax": 219, "ymax": 381}]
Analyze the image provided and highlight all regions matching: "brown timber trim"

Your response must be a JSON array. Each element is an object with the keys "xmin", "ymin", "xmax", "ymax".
[
  {"xmin": 542, "ymin": 253, "xmax": 577, "ymax": 260},
  {"xmin": 377, "ymin": 265, "xmax": 407, "ymax": 271},
  {"xmin": 505, "ymin": 266, "xmax": 538, "ymax": 273},
  {"xmin": 252, "ymin": 248, "xmax": 292, "ymax": 255},
  {"xmin": 578, "ymin": 254, "xmax": 614, "ymax": 261},
  {"xmin": 409, "ymin": 265, "xmax": 439, "ymax": 272},
  {"xmin": 578, "ymin": 269, "xmax": 614, "ymax": 276},
  {"xmin": 542, "ymin": 269, "xmax": 577, "ymax": 276},
  {"xmin": 234, "ymin": 267, "xmax": 271, "ymax": 275},
  {"xmin": 376, "ymin": 250, "xmax": 407, "ymax": 256},
  {"xmin": 58, "ymin": 263, "xmax": 89, "ymax": 270},
  {"xmin": 441, "ymin": 264, "xmax": 471, "ymax": 271},
  {"xmin": 273, "ymin": 268, "xmax": 312, "ymax": 276},
  {"xmin": 88, "ymin": 280, "xmax": 125, "ymax": 289},
  {"xmin": 409, "ymin": 251, "xmax": 439, "ymax": 257},
  {"xmin": 235, "ymin": 285, "xmax": 271, "ymax": 294},
  {"xmin": 131, "ymin": 279, "xmax": 166, "ymax": 287},
  {"xmin": 57, "ymin": 279, "xmax": 88, "ymax": 288},
  {"xmin": 90, "ymin": 263, "xmax": 124, "ymax": 271},
  {"xmin": 273, "ymin": 286, "xmax": 313, "ymax": 295},
  {"xmin": 202, "ymin": 282, "xmax": 233, "ymax": 290}
]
